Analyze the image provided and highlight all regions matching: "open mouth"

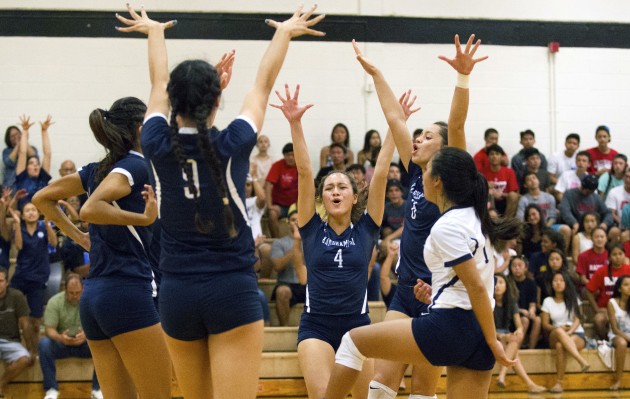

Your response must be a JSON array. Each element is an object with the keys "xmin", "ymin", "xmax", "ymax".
[{"xmin": 332, "ymin": 198, "xmax": 342, "ymax": 205}]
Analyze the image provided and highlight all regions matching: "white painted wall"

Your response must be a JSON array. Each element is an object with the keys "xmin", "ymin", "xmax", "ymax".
[{"xmin": 1, "ymin": 2, "xmax": 629, "ymax": 177}]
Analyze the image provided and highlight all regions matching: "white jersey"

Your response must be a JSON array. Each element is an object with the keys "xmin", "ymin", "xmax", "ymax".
[
  {"xmin": 605, "ymin": 185, "xmax": 630, "ymax": 217},
  {"xmin": 245, "ymin": 196, "xmax": 266, "ymax": 239},
  {"xmin": 548, "ymin": 150, "xmax": 576, "ymax": 176},
  {"xmin": 424, "ymin": 207, "xmax": 495, "ymax": 310},
  {"xmin": 555, "ymin": 170, "xmax": 583, "ymax": 193}
]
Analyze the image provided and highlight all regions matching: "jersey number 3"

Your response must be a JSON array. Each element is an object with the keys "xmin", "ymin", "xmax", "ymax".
[
  {"xmin": 334, "ymin": 249, "xmax": 343, "ymax": 268},
  {"xmin": 183, "ymin": 159, "xmax": 201, "ymax": 199}
]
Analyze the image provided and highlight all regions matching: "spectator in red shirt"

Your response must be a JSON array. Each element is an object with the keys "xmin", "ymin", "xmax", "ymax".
[
  {"xmin": 481, "ymin": 144, "xmax": 520, "ymax": 217},
  {"xmin": 587, "ymin": 125, "xmax": 618, "ymax": 176},
  {"xmin": 585, "ymin": 244, "xmax": 630, "ymax": 339},
  {"xmin": 576, "ymin": 227, "xmax": 609, "ymax": 288},
  {"xmin": 473, "ymin": 127, "xmax": 508, "ymax": 172},
  {"xmin": 265, "ymin": 143, "xmax": 298, "ymax": 237}
]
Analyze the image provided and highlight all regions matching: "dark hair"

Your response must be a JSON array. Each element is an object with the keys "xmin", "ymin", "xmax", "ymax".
[
  {"xmin": 578, "ymin": 212, "xmax": 599, "ymax": 233},
  {"xmin": 167, "ymin": 59, "xmax": 235, "ymax": 237},
  {"xmin": 524, "ymin": 204, "xmax": 545, "ymax": 232},
  {"xmin": 329, "ymin": 142, "xmax": 347, "ymax": 155},
  {"xmin": 330, "ymin": 123, "xmax": 350, "ymax": 147},
  {"xmin": 495, "ymin": 273, "xmax": 519, "ymax": 331},
  {"xmin": 362, "ymin": 129, "xmax": 380, "ymax": 153},
  {"xmin": 576, "ymin": 150, "xmax": 592, "ymax": 163},
  {"xmin": 566, "ymin": 133, "xmax": 580, "ymax": 144},
  {"xmin": 412, "ymin": 128, "xmax": 423, "ymax": 139},
  {"xmin": 614, "ymin": 153, "xmax": 628, "ymax": 163},
  {"xmin": 315, "ymin": 171, "xmax": 365, "ymax": 224},
  {"xmin": 607, "ymin": 243, "xmax": 626, "ymax": 279},
  {"xmin": 520, "ymin": 129, "xmax": 535, "ymax": 139},
  {"xmin": 430, "ymin": 147, "xmax": 523, "ymax": 246},
  {"xmin": 551, "ymin": 270, "xmax": 581, "ymax": 320},
  {"xmin": 595, "ymin": 125, "xmax": 610, "ymax": 137},
  {"xmin": 612, "ymin": 275, "xmax": 630, "ymax": 311},
  {"xmin": 542, "ymin": 228, "xmax": 564, "ymax": 253},
  {"xmin": 4, "ymin": 125, "xmax": 19, "ymax": 148},
  {"xmin": 484, "ymin": 128, "xmax": 498, "ymax": 140},
  {"xmin": 523, "ymin": 147, "xmax": 540, "ymax": 160},
  {"xmin": 485, "ymin": 143, "xmax": 505, "ymax": 156},
  {"xmin": 0, "ymin": 266, "xmax": 7, "ymax": 280},
  {"xmin": 89, "ymin": 97, "xmax": 146, "ymax": 184},
  {"xmin": 433, "ymin": 121, "xmax": 448, "ymax": 146},
  {"xmin": 346, "ymin": 163, "xmax": 366, "ymax": 174}
]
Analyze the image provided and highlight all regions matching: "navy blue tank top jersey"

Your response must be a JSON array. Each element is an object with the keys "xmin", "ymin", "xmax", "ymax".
[
  {"xmin": 14, "ymin": 221, "xmax": 50, "ymax": 283},
  {"xmin": 396, "ymin": 161, "xmax": 441, "ymax": 286},
  {"xmin": 78, "ymin": 152, "xmax": 153, "ymax": 282},
  {"xmin": 299, "ymin": 212, "xmax": 380, "ymax": 316},
  {"xmin": 141, "ymin": 113, "xmax": 257, "ymax": 275}
]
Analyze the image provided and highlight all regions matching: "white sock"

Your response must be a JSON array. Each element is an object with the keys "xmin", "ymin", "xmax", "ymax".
[
  {"xmin": 368, "ymin": 380, "xmax": 397, "ymax": 399},
  {"xmin": 408, "ymin": 395, "xmax": 437, "ymax": 399},
  {"xmin": 335, "ymin": 332, "xmax": 366, "ymax": 371}
]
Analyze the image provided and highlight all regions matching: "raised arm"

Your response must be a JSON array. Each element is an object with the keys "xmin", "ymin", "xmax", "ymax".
[
  {"xmin": 116, "ymin": 5, "xmax": 177, "ymax": 117},
  {"xmin": 16, "ymin": 115, "xmax": 34, "ymax": 176},
  {"xmin": 367, "ymin": 92, "xmax": 420, "ymax": 223},
  {"xmin": 271, "ymin": 84, "xmax": 315, "ymax": 227},
  {"xmin": 438, "ymin": 34, "xmax": 488, "ymax": 151},
  {"xmin": 352, "ymin": 41, "xmax": 414, "ymax": 170},
  {"xmin": 39, "ymin": 115, "xmax": 53, "ymax": 173},
  {"xmin": 0, "ymin": 188, "xmax": 12, "ymax": 242},
  {"xmin": 9, "ymin": 208, "xmax": 22, "ymax": 250},
  {"xmin": 32, "ymin": 174, "xmax": 90, "ymax": 250},
  {"xmin": 241, "ymin": 6, "xmax": 324, "ymax": 132}
]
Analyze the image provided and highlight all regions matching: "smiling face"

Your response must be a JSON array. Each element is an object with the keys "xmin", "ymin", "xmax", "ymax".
[
  {"xmin": 321, "ymin": 173, "xmax": 357, "ymax": 219},
  {"xmin": 541, "ymin": 234, "xmax": 556, "ymax": 253},
  {"xmin": 411, "ymin": 124, "xmax": 444, "ymax": 167},
  {"xmin": 22, "ymin": 203, "xmax": 39, "ymax": 223},
  {"xmin": 526, "ymin": 207, "xmax": 541, "ymax": 225}
]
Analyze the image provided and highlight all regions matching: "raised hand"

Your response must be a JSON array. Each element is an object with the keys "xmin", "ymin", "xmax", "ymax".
[
  {"xmin": 19, "ymin": 114, "xmax": 34, "ymax": 132},
  {"xmin": 8, "ymin": 208, "xmax": 20, "ymax": 224},
  {"xmin": 438, "ymin": 34, "xmax": 488, "ymax": 76},
  {"xmin": 0, "ymin": 187, "xmax": 11, "ymax": 206},
  {"xmin": 352, "ymin": 39, "xmax": 380, "ymax": 76},
  {"xmin": 265, "ymin": 5, "xmax": 325, "ymax": 38},
  {"xmin": 141, "ymin": 184, "xmax": 158, "ymax": 223},
  {"xmin": 399, "ymin": 90, "xmax": 421, "ymax": 121},
  {"xmin": 115, "ymin": 4, "xmax": 177, "ymax": 35},
  {"xmin": 39, "ymin": 114, "xmax": 54, "ymax": 131},
  {"xmin": 270, "ymin": 84, "xmax": 313, "ymax": 123},
  {"xmin": 215, "ymin": 50, "xmax": 236, "ymax": 91},
  {"xmin": 13, "ymin": 188, "xmax": 28, "ymax": 201}
]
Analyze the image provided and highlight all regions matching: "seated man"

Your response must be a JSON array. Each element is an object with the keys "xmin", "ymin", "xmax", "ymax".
[
  {"xmin": 559, "ymin": 174, "xmax": 613, "ymax": 238},
  {"xmin": 270, "ymin": 208, "xmax": 306, "ymax": 326},
  {"xmin": 0, "ymin": 266, "xmax": 33, "ymax": 398},
  {"xmin": 265, "ymin": 143, "xmax": 298, "ymax": 238},
  {"xmin": 554, "ymin": 150, "xmax": 591, "ymax": 202},
  {"xmin": 481, "ymin": 144, "xmax": 520, "ymax": 217},
  {"xmin": 547, "ymin": 133, "xmax": 580, "ymax": 186},
  {"xmin": 40, "ymin": 273, "xmax": 101, "ymax": 399}
]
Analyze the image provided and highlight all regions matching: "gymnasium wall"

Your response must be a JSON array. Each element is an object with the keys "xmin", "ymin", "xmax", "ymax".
[{"xmin": 1, "ymin": 1, "xmax": 629, "ymax": 175}]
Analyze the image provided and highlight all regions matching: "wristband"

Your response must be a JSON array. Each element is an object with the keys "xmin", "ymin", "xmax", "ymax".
[{"xmin": 456, "ymin": 73, "xmax": 470, "ymax": 89}]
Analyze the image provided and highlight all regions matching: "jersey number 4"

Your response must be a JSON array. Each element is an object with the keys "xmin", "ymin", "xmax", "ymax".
[{"xmin": 334, "ymin": 249, "xmax": 343, "ymax": 268}]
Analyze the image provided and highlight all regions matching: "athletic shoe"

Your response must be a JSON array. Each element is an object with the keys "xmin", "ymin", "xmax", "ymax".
[
  {"xmin": 91, "ymin": 390, "xmax": 104, "ymax": 399},
  {"xmin": 43, "ymin": 388, "xmax": 59, "ymax": 399}
]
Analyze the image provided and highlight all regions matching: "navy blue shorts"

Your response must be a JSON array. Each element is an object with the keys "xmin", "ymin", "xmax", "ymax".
[
  {"xmin": 271, "ymin": 283, "xmax": 306, "ymax": 307},
  {"xmin": 412, "ymin": 307, "xmax": 494, "ymax": 371},
  {"xmin": 159, "ymin": 270, "xmax": 263, "ymax": 341},
  {"xmin": 10, "ymin": 278, "xmax": 46, "ymax": 318},
  {"xmin": 298, "ymin": 313, "xmax": 370, "ymax": 352},
  {"xmin": 388, "ymin": 283, "xmax": 429, "ymax": 317},
  {"xmin": 80, "ymin": 278, "xmax": 160, "ymax": 341}
]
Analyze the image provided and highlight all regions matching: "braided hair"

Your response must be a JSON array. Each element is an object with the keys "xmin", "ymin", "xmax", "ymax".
[
  {"xmin": 88, "ymin": 97, "xmax": 146, "ymax": 184},
  {"xmin": 167, "ymin": 59, "xmax": 236, "ymax": 237}
]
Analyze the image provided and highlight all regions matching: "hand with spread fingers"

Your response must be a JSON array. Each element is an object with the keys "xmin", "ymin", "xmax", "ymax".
[
  {"xmin": 399, "ymin": 90, "xmax": 421, "ymax": 121},
  {"xmin": 438, "ymin": 34, "xmax": 488, "ymax": 76},
  {"xmin": 115, "ymin": 3, "xmax": 177, "ymax": 35},
  {"xmin": 265, "ymin": 5, "xmax": 325, "ymax": 38},
  {"xmin": 215, "ymin": 50, "xmax": 236, "ymax": 91},
  {"xmin": 270, "ymin": 84, "xmax": 314, "ymax": 123}
]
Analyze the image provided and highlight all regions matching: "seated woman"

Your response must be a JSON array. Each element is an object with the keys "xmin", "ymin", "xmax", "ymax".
[
  {"xmin": 494, "ymin": 274, "xmax": 546, "ymax": 392},
  {"xmin": 541, "ymin": 270, "xmax": 590, "ymax": 393},
  {"xmin": 607, "ymin": 274, "xmax": 630, "ymax": 390},
  {"xmin": 319, "ymin": 123, "xmax": 354, "ymax": 168}
]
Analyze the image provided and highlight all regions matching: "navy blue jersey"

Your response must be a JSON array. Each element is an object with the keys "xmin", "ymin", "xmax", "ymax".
[
  {"xmin": 141, "ymin": 113, "xmax": 257, "ymax": 275},
  {"xmin": 78, "ymin": 153, "xmax": 153, "ymax": 281},
  {"xmin": 14, "ymin": 221, "xmax": 50, "ymax": 283},
  {"xmin": 396, "ymin": 161, "xmax": 441, "ymax": 286},
  {"xmin": 0, "ymin": 236, "xmax": 10, "ymax": 268},
  {"xmin": 299, "ymin": 212, "xmax": 380, "ymax": 316}
]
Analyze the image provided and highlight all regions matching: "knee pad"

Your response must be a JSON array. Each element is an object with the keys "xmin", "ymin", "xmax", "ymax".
[
  {"xmin": 368, "ymin": 380, "xmax": 396, "ymax": 399},
  {"xmin": 335, "ymin": 332, "xmax": 366, "ymax": 371}
]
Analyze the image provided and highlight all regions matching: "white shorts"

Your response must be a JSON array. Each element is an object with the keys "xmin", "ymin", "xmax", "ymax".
[{"xmin": 0, "ymin": 339, "xmax": 30, "ymax": 363}]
